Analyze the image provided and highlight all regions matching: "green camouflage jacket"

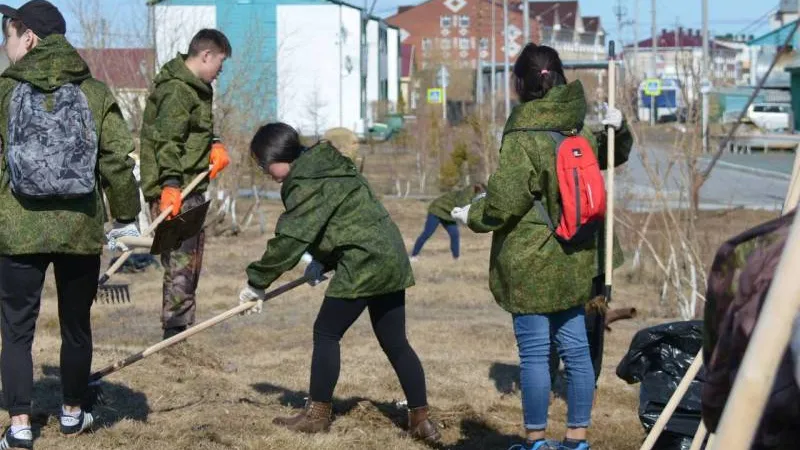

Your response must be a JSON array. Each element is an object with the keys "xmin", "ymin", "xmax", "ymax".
[
  {"xmin": 246, "ymin": 142, "xmax": 415, "ymax": 298},
  {"xmin": 139, "ymin": 54, "xmax": 214, "ymax": 200},
  {"xmin": 0, "ymin": 35, "xmax": 139, "ymax": 255},
  {"xmin": 429, "ymin": 185, "xmax": 478, "ymax": 221},
  {"xmin": 467, "ymin": 81, "xmax": 633, "ymax": 314}
]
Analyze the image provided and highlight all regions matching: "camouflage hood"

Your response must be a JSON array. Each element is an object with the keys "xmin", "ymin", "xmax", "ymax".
[
  {"xmin": 152, "ymin": 53, "xmax": 211, "ymax": 96},
  {"xmin": 2, "ymin": 35, "xmax": 91, "ymax": 92},
  {"xmin": 286, "ymin": 141, "xmax": 359, "ymax": 182},
  {"xmin": 504, "ymin": 80, "xmax": 587, "ymax": 134}
]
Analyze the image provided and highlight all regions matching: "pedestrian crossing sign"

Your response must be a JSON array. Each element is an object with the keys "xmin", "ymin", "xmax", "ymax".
[{"xmin": 427, "ymin": 88, "xmax": 443, "ymax": 104}]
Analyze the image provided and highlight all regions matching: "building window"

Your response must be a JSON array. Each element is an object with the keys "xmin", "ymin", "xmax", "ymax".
[
  {"xmin": 440, "ymin": 16, "xmax": 452, "ymax": 28},
  {"xmin": 479, "ymin": 37, "xmax": 489, "ymax": 50},
  {"xmin": 440, "ymin": 38, "xmax": 451, "ymax": 50},
  {"xmin": 459, "ymin": 15, "xmax": 470, "ymax": 28},
  {"xmin": 459, "ymin": 37, "xmax": 470, "ymax": 50},
  {"xmin": 422, "ymin": 38, "xmax": 433, "ymax": 51}
]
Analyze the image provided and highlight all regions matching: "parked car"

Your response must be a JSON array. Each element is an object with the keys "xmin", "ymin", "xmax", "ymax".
[{"xmin": 746, "ymin": 103, "xmax": 791, "ymax": 132}]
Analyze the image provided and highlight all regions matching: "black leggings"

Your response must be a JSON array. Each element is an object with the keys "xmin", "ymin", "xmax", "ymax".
[{"xmin": 310, "ymin": 290, "xmax": 428, "ymax": 408}]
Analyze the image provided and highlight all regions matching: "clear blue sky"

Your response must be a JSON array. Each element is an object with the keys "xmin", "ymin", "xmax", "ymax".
[{"xmin": 6, "ymin": 0, "xmax": 780, "ymax": 47}]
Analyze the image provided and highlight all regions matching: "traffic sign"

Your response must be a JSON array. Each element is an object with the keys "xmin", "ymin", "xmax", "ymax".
[
  {"xmin": 644, "ymin": 78, "xmax": 662, "ymax": 97},
  {"xmin": 427, "ymin": 88, "xmax": 443, "ymax": 104}
]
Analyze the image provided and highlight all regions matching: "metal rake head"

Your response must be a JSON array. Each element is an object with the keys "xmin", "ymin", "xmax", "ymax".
[{"xmin": 95, "ymin": 284, "xmax": 131, "ymax": 304}]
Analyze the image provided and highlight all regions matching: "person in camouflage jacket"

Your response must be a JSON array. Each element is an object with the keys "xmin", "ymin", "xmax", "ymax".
[
  {"xmin": 0, "ymin": 2, "xmax": 140, "ymax": 447},
  {"xmin": 410, "ymin": 183, "xmax": 486, "ymax": 260},
  {"xmin": 451, "ymin": 45, "xmax": 632, "ymax": 450},
  {"xmin": 139, "ymin": 29, "xmax": 231, "ymax": 339},
  {"xmin": 237, "ymin": 122, "xmax": 440, "ymax": 443}
]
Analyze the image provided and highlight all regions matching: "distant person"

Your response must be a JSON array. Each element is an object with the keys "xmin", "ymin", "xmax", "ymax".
[
  {"xmin": 238, "ymin": 123, "xmax": 440, "ymax": 442},
  {"xmin": 0, "ymin": 1, "xmax": 141, "ymax": 447},
  {"xmin": 410, "ymin": 183, "xmax": 486, "ymax": 261},
  {"xmin": 451, "ymin": 44, "xmax": 632, "ymax": 450},
  {"xmin": 139, "ymin": 29, "xmax": 231, "ymax": 339}
]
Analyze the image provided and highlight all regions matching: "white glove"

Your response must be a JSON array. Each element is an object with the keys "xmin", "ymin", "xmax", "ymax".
[
  {"xmin": 239, "ymin": 284, "xmax": 266, "ymax": 315},
  {"xmin": 106, "ymin": 221, "xmax": 140, "ymax": 252},
  {"xmin": 300, "ymin": 252, "xmax": 313, "ymax": 264},
  {"xmin": 450, "ymin": 205, "xmax": 471, "ymax": 225},
  {"xmin": 601, "ymin": 104, "xmax": 623, "ymax": 130},
  {"xmin": 304, "ymin": 260, "xmax": 328, "ymax": 286}
]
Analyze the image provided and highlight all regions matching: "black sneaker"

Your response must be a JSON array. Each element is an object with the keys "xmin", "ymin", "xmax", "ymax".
[
  {"xmin": 59, "ymin": 410, "xmax": 94, "ymax": 436},
  {"xmin": 0, "ymin": 426, "xmax": 33, "ymax": 449}
]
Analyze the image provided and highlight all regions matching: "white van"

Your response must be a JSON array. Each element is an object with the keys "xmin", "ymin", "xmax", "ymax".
[{"xmin": 746, "ymin": 103, "xmax": 791, "ymax": 132}]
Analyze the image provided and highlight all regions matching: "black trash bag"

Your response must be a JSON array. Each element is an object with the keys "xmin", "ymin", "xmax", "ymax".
[
  {"xmin": 617, "ymin": 320, "xmax": 705, "ymax": 450},
  {"xmin": 108, "ymin": 253, "xmax": 160, "ymax": 274}
]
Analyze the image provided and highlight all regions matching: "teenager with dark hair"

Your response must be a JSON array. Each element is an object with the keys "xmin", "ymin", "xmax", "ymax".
[
  {"xmin": 140, "ymin": 28, "xmax": 232, "ymax": 339},
  {"xmin": 239, "ymin": 122, "xmax": 440, "ymax": 443},
  {"xmin": 452, "ymin": 44, "xmax": 633, "ymax": 450}
]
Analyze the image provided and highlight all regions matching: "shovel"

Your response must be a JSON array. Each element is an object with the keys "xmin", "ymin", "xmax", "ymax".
[
  {"xmin": 96, "ymin": 168, "xmax": 212, "ymax": 303},
  {"xmin": 89, "ymin": 274, "xmax": 323, "ymax": 404}
]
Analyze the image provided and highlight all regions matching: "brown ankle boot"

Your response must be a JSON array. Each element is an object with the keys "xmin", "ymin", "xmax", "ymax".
[
  {"xmin": 408, "ymin": 406, "xmax": 441, "ymax": 442},
  {"xmin": 274, "ymin": 401, "xmax": 332, "ymax": 433}
]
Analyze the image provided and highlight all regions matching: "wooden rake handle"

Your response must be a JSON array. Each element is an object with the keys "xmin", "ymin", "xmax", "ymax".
[
  {"xmin": 98, "ymin": 168, "xmax": 212, "ymax": 285},
  {"xmin": 90, "ymin": 274, "xmax": 315, "ymax": 383}
]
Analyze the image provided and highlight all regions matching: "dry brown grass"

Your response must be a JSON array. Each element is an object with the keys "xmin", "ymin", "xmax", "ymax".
[{"xmin": 4, "ymin": 199, "xmax": 779, "ymax": 450}]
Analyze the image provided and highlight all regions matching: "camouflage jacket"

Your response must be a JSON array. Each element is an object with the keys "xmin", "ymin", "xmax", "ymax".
[
  {"xmin": 0, "ymin": 35, "xmax": 139, "ymax": 255},
  {"xmin": 246, "ymin": 142, "xmax": 415, "ymax": 298},
  {"xmin": 139, "ymin": 55, "xmax": 214, "ymax": 200},
  {"xmin": 429, "ymin": 185, "xmax": 478, "ymax": 221},
  {"xmin": 467, "ymin": 81, "xmax": 633, "ymax": 314}
]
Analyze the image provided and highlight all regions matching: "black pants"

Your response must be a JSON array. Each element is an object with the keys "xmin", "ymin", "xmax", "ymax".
[
  {"xmin": 310, "ymin": 290, "xmax": 428, "ymax": 408},
  {"xmin": 0, "ymin": 254, "xmax": 100, "ymax": 417}
]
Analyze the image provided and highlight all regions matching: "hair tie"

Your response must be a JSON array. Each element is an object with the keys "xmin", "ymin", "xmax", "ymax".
[{"xmin": 540, "ymin": 69, "xmax": 550, "ymax": 75}]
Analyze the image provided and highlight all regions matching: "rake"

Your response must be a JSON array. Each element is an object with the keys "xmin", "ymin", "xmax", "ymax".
[
  {"xmin": 88, "ymin": 274, "xmax": 320, "ymax": 405},
  {"xmin": 96, "ymin": 168, "xmax": 211, "ymax": 303}
]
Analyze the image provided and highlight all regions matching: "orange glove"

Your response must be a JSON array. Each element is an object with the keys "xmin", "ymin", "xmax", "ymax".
[
  {"xmin": 159, "ymin": 186, "xmax": 182, "ymax": 219},
  {"xmin": 209, "ymin": 141, "xmax": 230, "ymax": 180}
]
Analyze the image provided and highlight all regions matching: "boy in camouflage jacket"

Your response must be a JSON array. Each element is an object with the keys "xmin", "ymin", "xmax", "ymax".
[
  {"xmin": 139, "ymin": 29, "xmax": 231, "ymax": 339},
  {"xmin": 0, "ymin": 2, "xmax": 140, "ymax": 447}
]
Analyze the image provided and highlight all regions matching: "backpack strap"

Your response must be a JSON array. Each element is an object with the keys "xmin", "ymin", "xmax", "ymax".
[{"xmin": 501, "ymin": 126, "xmax": 583, "ymax": 229}]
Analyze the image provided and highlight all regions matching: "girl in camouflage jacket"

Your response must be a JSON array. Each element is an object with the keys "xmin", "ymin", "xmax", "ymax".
[
  {"xmin": 237, "ymin": 122, "xmax": 440, "ymax": 442},
  {"xmin": 452, "ymin": 45, "xmax": 632, "ymax": 450}
]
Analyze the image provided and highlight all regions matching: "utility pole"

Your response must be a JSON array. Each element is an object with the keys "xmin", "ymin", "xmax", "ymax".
[
  {"xmin": 702, "ymin": 0, "xmax": 710, "ymax": 153},
  {"xmin": 491, "ymin": 0, "xmax": 497, "ymax": 127},
  {"xmin": 650, "ymin": 0, "xmax": 657, "ymax": 126},
  {"xmin": 503, "ymin": 0, "xmax": 510, "ymax": 119},
  {"xmin": 634, "ymin": 0, "xmax": 639, "ymax": 78},
  {"xmin": 523, "ymin": 0, "xmax": 530, "ymax": 44}
]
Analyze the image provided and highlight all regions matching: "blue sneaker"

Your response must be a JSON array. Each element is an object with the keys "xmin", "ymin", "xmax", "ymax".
[
  {"xmin": 507, "ymin": 440, "xmax": 561, "ymax": 450},
  {"xmin": 0, "ymin": 426, "xmax": 33, "ymax": 449}
]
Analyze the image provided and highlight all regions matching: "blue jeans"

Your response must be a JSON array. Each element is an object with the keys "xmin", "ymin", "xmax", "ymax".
[
  {"xmin": 513, "ymin": 306, "xmax": 594, "ymax": 430},
  {"xmin": 411, "ymin": 213, "xmax": 460, "ymax": 258}
]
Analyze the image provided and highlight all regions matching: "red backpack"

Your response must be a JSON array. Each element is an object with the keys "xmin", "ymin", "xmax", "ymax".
[{"xmin": 505, "ymin": 128, "xmax": 607, "ymax": 243}]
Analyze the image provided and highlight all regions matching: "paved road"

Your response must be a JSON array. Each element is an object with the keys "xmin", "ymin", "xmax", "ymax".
[{"xmin": 617, "ymin": 145, "xmax": 792, "ymax": 211}]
